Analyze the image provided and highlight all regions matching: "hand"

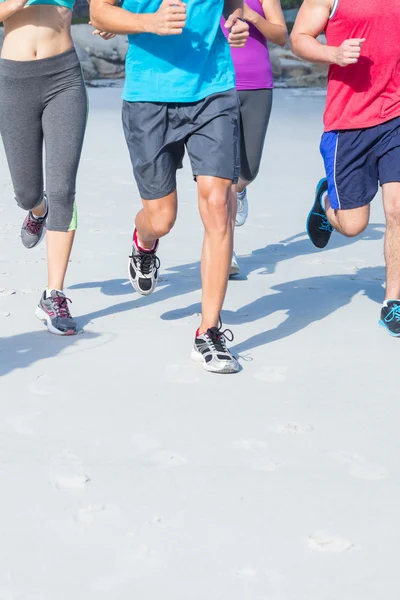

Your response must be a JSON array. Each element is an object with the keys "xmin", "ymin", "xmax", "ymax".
[
  {"xmin": 149, "ymin": 0, "xmax": 186, "ymax": 36},
  {"xmin": 89, "ymin": 21, "xmax": 116, "ymax": 40},
  {"xmin": 225, "ymin": 14, "xmax": 249, "ymax": 48},
  {"xmin": 335, "ymin": 38, "xmax": 365, "ymax": 67}
]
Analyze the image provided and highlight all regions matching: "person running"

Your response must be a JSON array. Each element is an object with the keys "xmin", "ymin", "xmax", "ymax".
[
  {"xmin": 90, "ymin": 0, "xmax": 249, "ymax": 373},
  {"xmin": 0, "ymin": 1, "xmax": 112, "ymax": 335},
  {"xmin": 291, "ymin": 0, "xmax": 400, "ymax": 337},
  {"xmin": 222, "ymin": 0, "xmax": 287, "ymax": 276}
]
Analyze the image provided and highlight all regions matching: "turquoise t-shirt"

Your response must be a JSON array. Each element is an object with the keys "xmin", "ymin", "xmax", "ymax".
[
  {"xmin": 121, "ymin": 0, "xmax": 236, "ymax": 103},
  {"xmin": 0, "ymin": 0, "xmax": 76, "ymax": 8}
]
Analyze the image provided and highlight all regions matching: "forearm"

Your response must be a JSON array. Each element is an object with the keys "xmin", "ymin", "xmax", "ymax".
[
  {"xmin": 223, "ymin": 0, "xmax": 243, "ymax": 20},
  {"xmin": 250, "ymin": 14, "xmax": 287, "ymax": 46},
  {"xmin": 0, "ymin": 0, "xmax": 24, "ymax": 22},
  {"xmin": 90, "ymin": 2, "xmax": 152, "ymax": 34},
  {"xmin": 291, "ymin": 33, "xmax": 338, "ymax": 64}
]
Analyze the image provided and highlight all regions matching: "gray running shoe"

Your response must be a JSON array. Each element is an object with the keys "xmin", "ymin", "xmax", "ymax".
[
  {"xmin": 35, "ymin": 290, "xmax": 78, "ymax": 336},
  {"xmin": 128, "ymin": 230, "xmax": 160, "ymax": 296},
  {"xmin": 21, "ymin": 203, "xmax": 47, "ymax": 249},
  {"xmin": 229, "ymin": 251, "xmax": 240, "ymax": 277},
  {"xmin": 191, "ymin": 325, "xmax": 240, "ymax": 374},
  {"xmin": 235, "ymin": 190, "xmax": 248, "ymax": 227}
]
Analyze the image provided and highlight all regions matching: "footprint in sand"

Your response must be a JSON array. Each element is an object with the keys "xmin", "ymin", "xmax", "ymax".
[
  {"xmin": 49, "ymin": 450, "xmax": 91, "ymax": 490},
  {"xmin": 6, "ymin": 412, "xmax": 40, "ymax": 435},
  {"xmin": 236, "ymin": 568, "xmax": 258, "ymax": 580},
  {"xmin": 308, "ymin": 531, "xmax": 355, "ymax": 553},
  {"xmin": 28, "ymin": 374, "xmax": 57, "ymax": 396},
  {"xmin": 150, "ymin": 451, "xmax": 189, "ymax": 469},
  {"xmin": 268, "ymin": 423, "xmax": 314, "ymax": 435},
  {"xmin": 0, "ymin": 288, "xmax": 16, "ymax": 296},
  {"xmin": 254, "ymin": 366, "xmax": 288, "ymax": 383},
  {"xmin": 332, "ymin": 452, "xmax": 389, "ymax": 481},
  {"xmin": 165, "ymin": 364, "xmax": 200, "ymax": 384},
  {"xmin": 130, "ymin": 434, "xmax": 188, "ymax": 469},
  {"xmin": 235, "ymin": 439, "xmax": 280, "ymax": 472},
  {"xmin": 74, "ymin": 504, "xmax": 106, "ymax": 527}
]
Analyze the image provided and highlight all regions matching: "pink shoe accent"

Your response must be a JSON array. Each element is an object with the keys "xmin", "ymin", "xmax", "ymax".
[{"xmin": 133, "ymin": 229, "xmax": 158, "ymax": 253}]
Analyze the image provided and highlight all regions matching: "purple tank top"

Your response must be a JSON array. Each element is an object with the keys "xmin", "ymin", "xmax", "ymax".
[{"xmin": 221, "ymin": 0, "xmax": 273, "ymax": 90}]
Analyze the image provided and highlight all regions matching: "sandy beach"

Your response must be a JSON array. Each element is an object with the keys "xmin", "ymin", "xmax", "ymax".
[{"xmin": 0, "ymin": 86, "xmax": 398, "ymax": 599}]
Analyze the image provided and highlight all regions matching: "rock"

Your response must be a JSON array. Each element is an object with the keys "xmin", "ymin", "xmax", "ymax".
[
  {"xmin": 285, "ymin": 72, "xmax": 328, "ymax": 88},
  {"xmin": 91, "ymin": 57, "xmax": 125, "ymax": 78},
  {"xmin": 71, "ymin": 25, "xmax": 128, "ymax": 63},
  {"xmin": 269, "ymin": 49, "xmax": 282, "ymax": 79},
  {"xmin": 280, "ymin": 58, "xmax": 313, "ymax": 79},
  {"xmin": 74, "ymin": 43, "xmax": 98, "ymax": 81}
]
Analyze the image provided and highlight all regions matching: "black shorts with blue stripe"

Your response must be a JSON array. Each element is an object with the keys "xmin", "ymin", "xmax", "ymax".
[{"xmin": 320, "ymin": 115, "xmax": 400, "ymax": 210}]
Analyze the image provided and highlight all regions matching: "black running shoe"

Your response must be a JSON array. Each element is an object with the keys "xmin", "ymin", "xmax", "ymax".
[
  {"xmin": 128, "ymin": 230, "xmax": 160, "ymax": 296},
  {"xmin": 191, "ymin": 323, "xmax": 240, "ymax": 374},
  {"xmin": 306, "ymin": 178, "xmax": 333, "ymax": 249},
  {"xmin": 379, "ymin": 301, "xmax": 400, "ymax": 337}
]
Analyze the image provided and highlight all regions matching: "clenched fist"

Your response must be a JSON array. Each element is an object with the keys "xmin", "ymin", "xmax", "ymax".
[
  {"xmin": 335, "ymin": 38, "xmax": 365, "ymax": 67},
  {"xmin": 149, "ymin": 0, "xmax": 187, "ymax": 36},
  {"xmin": 224, "ymin": 14, "xmax": 249, "ymax": 48}
]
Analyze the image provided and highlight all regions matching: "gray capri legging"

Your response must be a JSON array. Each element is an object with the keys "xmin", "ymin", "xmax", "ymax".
[
  {"xmin": 0, "ymin": 48, "xmax": 87, "ymax": 232},
  {"xmin": 238, "ymin": 88, "xmax": 273, "ymax": 183}
]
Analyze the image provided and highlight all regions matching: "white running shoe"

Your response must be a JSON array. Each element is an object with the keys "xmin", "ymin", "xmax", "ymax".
[
  {"xmin": 235, "ymin": 190, "xmax": 248, "ymax": 227},
  {"xmin": 230, "ymin": 251, "xmax": 240, "ymax": 277},
  {"xmin": 191, "ymin": 325, "xmax": 240, "ymax": 374}
]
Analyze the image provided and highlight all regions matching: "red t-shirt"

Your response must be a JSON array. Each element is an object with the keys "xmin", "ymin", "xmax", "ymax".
[{"xmin": 324, "ymin": 0, "xmax": 400, "ymax": 132}]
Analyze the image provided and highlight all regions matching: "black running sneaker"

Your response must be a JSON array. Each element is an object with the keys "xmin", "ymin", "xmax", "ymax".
[
  {"xmin": 191, "ymin": 324, "xmax": 240, "ymax": 374},
  {"xmin": 306, "ymin": 178, "xmax": 333, "ymax": 249},
  {"xmin": 128, "ymin": 230, "xmax": 160, "ymax": 296},
  {"xmin": 379, "ymin": 301, "xmax": 400, "ymax": 337}
]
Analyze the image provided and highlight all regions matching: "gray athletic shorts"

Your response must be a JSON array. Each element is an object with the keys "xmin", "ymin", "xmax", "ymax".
[{"xmin": 122, "ymin": 89, "xmax": 240, "ymax": 200}]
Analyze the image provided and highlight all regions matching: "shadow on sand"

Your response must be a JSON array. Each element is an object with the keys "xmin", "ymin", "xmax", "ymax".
[
  {"xmin": 68, "ymin": 225, "xmax": 385, "ymax": 355},
  {"xmin": 0, "ymin": 330, "xmax": 100, "ymax": 378}
]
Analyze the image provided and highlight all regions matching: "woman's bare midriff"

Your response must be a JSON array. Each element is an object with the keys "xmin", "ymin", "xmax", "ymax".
[{"xmin": 1, "ymin": 5, "xmax": 73, "ymax": 60}]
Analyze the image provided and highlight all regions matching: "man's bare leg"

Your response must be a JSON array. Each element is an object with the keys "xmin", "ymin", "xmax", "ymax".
[
  {"xmin": 197, "ymin": 176, "xmax": 234, "ymax": 331},
  {"xmin": 324, "ymin": 195, "xmax": 370, "ymax": 237},
  {"xmin": 382, "ymin": 183, "xmax": 400, "ymax": 300}
]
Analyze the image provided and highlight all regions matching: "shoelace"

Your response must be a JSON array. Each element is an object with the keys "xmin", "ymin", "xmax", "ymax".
[
  {"xmin": 26, "ymin": 215, "xmax": 45, "ymax": 235},
  {"xmin": 207, "ymin": 325, "xmax": 234, "ymax": 353},
  {"xmin": 52, "ymin": 294, "xmax": 72, "ymax": 319},
  {"xmin": 319, "ymin": 217, "xmax": 334, "ymax": 232},
  {"xmin": 311, "ymin": 211, "xmax": 333, "ymax": 233},
  {"xmin": 385, "ymin": 304, "xmax": 400, "ymax": 323},
  {"xmin": 237, "ymin": 197, "xmax": 244, "ymax": 213},
  {"xmin": 132, "ymin": 251, "xmax": 160, "ymax": 277}
]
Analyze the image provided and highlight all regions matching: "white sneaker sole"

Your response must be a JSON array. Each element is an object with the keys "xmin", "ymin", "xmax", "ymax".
[
  {"xmin": 235, "ymin": 216, "xmax": 247, "ymax": 227},
  {"xmin": 229, "ymin": 262, "xmax": 240, "ymax": 277},
  {"xmin": 35, "ymin": 306, "xmax": 77, "ymax": 336},
  {"xmin": 190, "ymin": 348, "xmax": 240, "ymax": 374},
  {"xmin": 128, "ymin": 257, "xmax": 157, "ymax": 296}
]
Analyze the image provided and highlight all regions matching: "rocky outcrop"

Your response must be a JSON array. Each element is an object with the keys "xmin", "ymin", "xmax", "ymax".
[
  {"xmin": 269, "ymin": 35, "xmax": 328, "ymax": 88},
  {"xmin": 72, "ymin": 26, "xmax": 128, "ymax": 79}
]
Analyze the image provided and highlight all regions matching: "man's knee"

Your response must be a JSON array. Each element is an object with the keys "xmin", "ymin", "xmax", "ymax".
[
  {"xmin": 147, "ymin": 206, "xmax": 176, "ymax": 238},
  {"xmin": 384, "ymin": 195, "xmax": 400, "ymax": 225},
  {"xmin": 339, "ymin": 221, "xmax": 368, "ymax": 237},
  {"xmin": 200, "ymin": 185, "xmax": 232, "ymax": 231},
  {"xmin": 335, "ymin": 206, "xmax": 369, "ymax": 237}
]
